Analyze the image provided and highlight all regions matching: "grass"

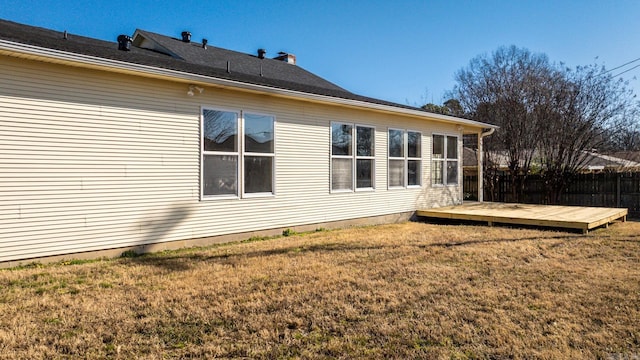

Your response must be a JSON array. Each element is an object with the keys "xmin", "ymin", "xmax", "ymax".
[{"xmin": 0, "ymin": 221, "xmax": 639, "ymax": 359}]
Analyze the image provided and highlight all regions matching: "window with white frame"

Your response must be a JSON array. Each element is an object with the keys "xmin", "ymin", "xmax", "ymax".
[
  {"xmin": 388, "ymin": 129, "xmax": 404, "ymax": 187},
  {"xmin": 432, "ymin": 134, "xmax": 458, "ymax": 186},
  {"xmin": 356, "ymin": 126, "xmax": 375, "ymax": 189},
  {"xmin": 388, "ymin": 129, "xmax": 422, "ymax": 188},
  {"xmin": 407, "ymin": 131, "xmax": 422, "ymax": 186},
  {"xmin": 202, "ymin": 108, "xmax": 274, "ymax": 198},
  {"xmin": 331, "ymin": 123, "xmax": 375, "ymax": 191},
  {"xmin": 244, "ymin": 113, "xmax": 275, "ymax": 195},
  {"xmin": 203, "ymin": 109, "xmax": 239, "ymax": 196}
]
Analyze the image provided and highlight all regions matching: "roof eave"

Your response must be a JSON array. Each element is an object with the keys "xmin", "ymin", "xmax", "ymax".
[{"xmin": 0, "ymin": 39, "xmax": 497, "ymax": 131}]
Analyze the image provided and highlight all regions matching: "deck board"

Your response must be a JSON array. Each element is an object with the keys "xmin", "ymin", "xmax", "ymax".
[{"xmin": 416, "ymin": 202, "xmax": 628, "ymax": 233}]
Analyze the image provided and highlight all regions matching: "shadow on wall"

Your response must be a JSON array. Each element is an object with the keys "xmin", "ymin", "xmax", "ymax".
[
  {"xmin": 415, "ymin": 183, "xmax": 462, "ymax": 212},
  {"xmin": 132, "ymin": 201, "xmax": 194, "ymax": 252}
]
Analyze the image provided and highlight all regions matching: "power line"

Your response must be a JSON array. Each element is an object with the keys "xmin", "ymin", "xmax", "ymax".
[
  {"xmin": 604, "ymin": 56, "xmax": 640, "ymax": 74},
  {"xmin": 612, "ymin": 63, "xmax": 640, "ymax": 78}
]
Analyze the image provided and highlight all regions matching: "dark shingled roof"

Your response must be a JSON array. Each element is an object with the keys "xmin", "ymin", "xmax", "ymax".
[
  {"xmin": 0, "ymin": 18, "xmax": 428, "ymax": 113},
  {"xmin": 133, "ymin": 29, "xmax": 348, "ymax": 93}
]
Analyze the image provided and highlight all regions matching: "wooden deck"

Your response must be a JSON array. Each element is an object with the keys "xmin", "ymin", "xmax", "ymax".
[{"xmin": 416, "ymin": 202, "xmax": 628, "ymax": 233}]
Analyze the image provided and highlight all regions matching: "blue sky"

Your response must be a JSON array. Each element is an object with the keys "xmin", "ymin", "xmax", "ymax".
[{"xmin": 1, "ymin": 0, "xmax": 639, "ymax": 106}]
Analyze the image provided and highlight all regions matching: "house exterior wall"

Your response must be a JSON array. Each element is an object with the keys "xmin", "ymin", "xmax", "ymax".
[{"xmin": 0, "ymin": 55, "xmax": 466, "ymax": 263}]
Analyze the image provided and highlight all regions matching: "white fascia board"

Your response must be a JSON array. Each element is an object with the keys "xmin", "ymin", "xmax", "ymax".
[{"xmin": 0, "ymin": 39, "xmax": 497, "ymax": 130}]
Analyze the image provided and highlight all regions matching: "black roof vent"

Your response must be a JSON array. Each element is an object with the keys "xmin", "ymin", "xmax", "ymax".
[
  {"xmin": 117, "ymin": 35, "xmax": 132, "ymax": 51},
  {"xmin": 202, "ymin": 39, "xmax": 208, "ymax": 49},
  {"xmin": 181, "ymin": 31, "xmax": 191, "ymax": 43},
  {"xmin": 258, "ymin": 48, "xmax": 266, "ymax": 59}
]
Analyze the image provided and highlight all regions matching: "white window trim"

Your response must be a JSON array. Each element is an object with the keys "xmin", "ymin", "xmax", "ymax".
[
  {"xmin": 407, "ymin": 130, "xmax": 423, "ymax": 188},
  {"xmin": 387, "ymin": 128, "xmax": 405, "ymax": 189},
  {"xmin": 388, "ymin": 128, "xmax": 422, "ymax": 189},
  {"xmin": 330, "ymin": 122, "xmax": 354, "ymax": 193},
  {"xmin": 201, "ymin": 107, "xmax": 240, "ymax": 200},
  {"xmin": 432, "ymin": 133, "xmax": 460, "ymax": 187},
  {"xmin": 355, "ymin": 123, "xmax": 376, "ymax": 192},
  {"xmin": 242, "ymin": 110, "xmax": 277, "ymax": 198},
  {"xmin": 330, "ymin": 122, "xmax": 376, "ymax": 193},
  {"xmin": 201, "ymin": 106, "xmax": 276, "ymax": 200}
]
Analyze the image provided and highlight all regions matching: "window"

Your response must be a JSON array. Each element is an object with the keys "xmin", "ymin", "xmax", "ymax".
[
  {"xmin": 432, "ymin": 134, "xmax": 458, "ymax": 186},
  {"xmin": 388, "ymin": 129, "xmax": 422, "ymax": 188},
  {"xmin": 203, "ymin": 109, "xmax": 239, "ymax": 196},
  {"xmin": 331, "ymin": 123, "xmax": 375, "ymax": 191},
  {"xmin": 388, "ymin": 129, "xmax": 404, "ymax": 187},
  {"xmin": 356, "ymin": 126, "xmax": 375, "ymax": 189},
  {"xmin": 407, "ymin": 131, "xmax": 422, "ymax": 186},
  {"xmin": 244, "ymin": 113, "xmax": 275, "ymax": 195},
  {"xmin": 202, "ymin": 108, "xmax": 274, "ymax": 198}
]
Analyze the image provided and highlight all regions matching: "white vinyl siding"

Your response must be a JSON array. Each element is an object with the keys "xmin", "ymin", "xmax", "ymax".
[{"xmin": 0, "ymin": 54, "xmax": 469, "ymax": 263}]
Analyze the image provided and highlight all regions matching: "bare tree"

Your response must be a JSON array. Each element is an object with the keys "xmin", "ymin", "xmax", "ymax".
[
  {"xmin": 448, "ymin": 46, "xmax": 638, "ymax": 204},
  {"xmin": 450, "ymin": 46, "xmax": 557, "ymax": 202},
  {"xmin": 538, "ymin": 64, "xmax": 636, "ymax": 203},
  {"xmin": 601, "ymin": 107, "xmax": 640, "ymax": 151}
]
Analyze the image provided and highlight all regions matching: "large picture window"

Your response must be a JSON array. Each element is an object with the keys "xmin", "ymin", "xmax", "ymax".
[
  {"xmin": 331, "ymin": 123, "xmax": 375, "ymax": 191},
  {"xmin": 202, "ymin": 108, "xmax": 274, "ymax": 198},
  {"xmin": 388, "ymin": 129, "xmax": 422, "ymax": 188},
  {"xmin": 432, "ymin": 134, "xmax": 458, "ymax": 186}
]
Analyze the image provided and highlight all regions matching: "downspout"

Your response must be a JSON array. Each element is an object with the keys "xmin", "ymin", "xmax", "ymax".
[{"xmin": 477, "ymin": 127, "xmax": 496, "ymax": 202}]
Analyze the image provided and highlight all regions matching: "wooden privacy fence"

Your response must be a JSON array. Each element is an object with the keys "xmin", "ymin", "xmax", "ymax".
[{"xmin": 464, "ymin": 172, "xmax": 640, "ymax": 217}]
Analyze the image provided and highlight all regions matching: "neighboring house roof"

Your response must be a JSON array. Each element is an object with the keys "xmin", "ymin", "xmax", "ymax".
[
  {"xmin": 462, "ymin": 148, "xmax": 511, "ymax": 169},
  {"xmin": 583, "ymin": 151, "xmax": 640, "ymax": 170},
  {"xmin": 0, "ymin": 18, "xmax": 496, "ymax": 131},
  {"xmin": 463, "ymin": 147, "xmax": 640, "ymax": 172},
  {"xmin": 604, "ymin": 151, "xmax": 640, "ymax": 164},
  {"xmin": 463, "ymin": 147, "xmax": 479, "ymax": 168}
]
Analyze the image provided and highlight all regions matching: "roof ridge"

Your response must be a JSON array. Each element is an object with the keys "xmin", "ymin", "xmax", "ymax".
[{"xmin": 135, "ymin": 28, "xmax": 242, "ymax": 56}]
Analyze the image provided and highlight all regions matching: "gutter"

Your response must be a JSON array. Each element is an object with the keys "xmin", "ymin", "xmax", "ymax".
[
  {"xmin": 0, "ymin": 39, "xmax": 498, "ymax": 130},
  {"xmin": 480, "ymin": 127, "xmax": 496, "ymax": 138}
]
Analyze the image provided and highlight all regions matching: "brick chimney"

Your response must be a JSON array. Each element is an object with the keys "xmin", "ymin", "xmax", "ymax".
[{"xmin": 274, "ymin": 51, "xmax": 296, "ymax": 65}]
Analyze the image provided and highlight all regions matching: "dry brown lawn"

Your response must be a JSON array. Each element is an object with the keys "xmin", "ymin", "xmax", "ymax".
[{"xmin": 1, "ymin": 220, "xmax": 639, "ymax": 359}]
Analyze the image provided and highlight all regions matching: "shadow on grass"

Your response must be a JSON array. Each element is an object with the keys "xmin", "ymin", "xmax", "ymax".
[
  {"xmin": 119, "ymin": 218, "xmax": 637, "ymax": 272},
  {"xmin": 122, "ymin": 242, "xmax": 388, "ymax": 272},
  {"xmin": 121, "ymin": 233, "xmax": 596, "ymax": 272},
  {"xmin": 423, "ymin": 233, "xmax": 585, "ymax": 248}
]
